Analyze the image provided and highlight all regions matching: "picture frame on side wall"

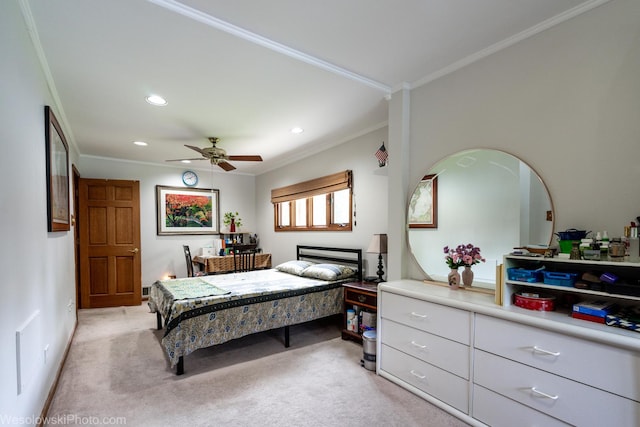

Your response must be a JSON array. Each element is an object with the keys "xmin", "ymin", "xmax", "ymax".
[
  {"xmin": 408, "ymin": 174, "xmax": 438, "ymax": 228},
  {"xmin": 156, "ymin": 185, "xmax": 220, "ymax": 235},
  {"xmin": 45, "ymin": 106, "xmax": 70, "ymax": 232}
]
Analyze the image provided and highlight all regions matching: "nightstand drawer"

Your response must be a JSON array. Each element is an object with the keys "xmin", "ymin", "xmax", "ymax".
[{"xmin": 344, "ymin": 287, "xmax": 376, "ymax": 307}]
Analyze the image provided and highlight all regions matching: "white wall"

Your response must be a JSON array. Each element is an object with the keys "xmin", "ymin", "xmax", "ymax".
[
  {"xmin": 78, "ymin": 158, "xmax": 256, "ymax": 284},
  {"xmin": 4, "ymin": 0, "xmax": 639, "ymax": 419},
  {"xmin": 255, "ymin": 127, "xmax": 390, "ymax": 278},
  {"xmin": 399, "ymin": 0, "xmax": 640, "ymax": 279},
  {"xmin": 1, "ymin": 2, "xmax": 77, "ymax": 421}
]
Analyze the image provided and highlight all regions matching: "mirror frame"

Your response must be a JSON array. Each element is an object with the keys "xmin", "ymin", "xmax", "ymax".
[{"xmin": 407, "ymin": 148, "xmax": 555, "ymax": 289}]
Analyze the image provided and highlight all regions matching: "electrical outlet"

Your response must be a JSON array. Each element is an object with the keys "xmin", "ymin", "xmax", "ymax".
[{"xmin": 67, "ymin": 299, "xmax": 73, "ymax": 312}]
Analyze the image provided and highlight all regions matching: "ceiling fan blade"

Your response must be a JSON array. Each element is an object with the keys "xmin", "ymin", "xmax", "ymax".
[
  {"xmin": 185, "ymin": 144, "xmax": 207, "ymax": 155},
  {"xmin": 166, "ymin": 158, "xmax": 206, "ymax": 162},
  {"xmin": 227, "ymin": 155, "xmax": 263, "ymax": 162},
  {"xmin": 218, "ymin": 161, "xmax": 236, "ymax": 171}
]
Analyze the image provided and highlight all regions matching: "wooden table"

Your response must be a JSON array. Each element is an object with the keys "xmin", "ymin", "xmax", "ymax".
[{"xmin": 193, "ymin": 253, "xmax": 272, "ymax": 274}]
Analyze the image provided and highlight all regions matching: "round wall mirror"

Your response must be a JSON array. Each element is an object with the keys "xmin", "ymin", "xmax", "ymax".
[{"xmin": 407, "ymin": 149, "xmax": 554, "ymax": 289}]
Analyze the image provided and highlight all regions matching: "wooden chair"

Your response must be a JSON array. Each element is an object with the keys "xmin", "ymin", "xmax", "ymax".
[
  {"xmin": 233, "ymin": 247, "xmax": 257, "ymax": 272},
  {"xmin": 183, "ymin": 245, "xmax": 204, "ymax": 277}
]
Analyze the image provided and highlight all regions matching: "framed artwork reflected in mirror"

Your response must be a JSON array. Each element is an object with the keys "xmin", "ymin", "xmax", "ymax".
[{"xmin": 408, "ymin": 174, "xmax": 437, "ymax": 229}]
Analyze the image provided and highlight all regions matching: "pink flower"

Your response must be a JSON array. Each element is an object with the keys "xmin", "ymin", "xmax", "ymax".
[{"xmin": 443, "ymin": 243, "xmax": 486, "ymax": 268}]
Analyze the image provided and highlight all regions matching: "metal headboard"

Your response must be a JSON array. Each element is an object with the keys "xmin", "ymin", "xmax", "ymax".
[{"xmin": 296, "ymin": 245, "xmax": 363, "ymax": 281}]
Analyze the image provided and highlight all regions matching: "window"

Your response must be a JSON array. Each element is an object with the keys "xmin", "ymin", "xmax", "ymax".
[{"xmin": 271, "ymin": 170, "xmax": 353, "ymax": 231}]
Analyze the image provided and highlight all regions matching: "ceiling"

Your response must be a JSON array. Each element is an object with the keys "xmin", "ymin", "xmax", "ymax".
[{"xmin": 22, "ymin": 0, "xmax": 602, "ymax": 175}]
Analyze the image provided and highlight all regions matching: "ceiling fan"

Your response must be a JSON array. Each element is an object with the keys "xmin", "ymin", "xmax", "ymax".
[{"xmin": 166, "ymin": 137, "xmax": 263, "ymax": 171}]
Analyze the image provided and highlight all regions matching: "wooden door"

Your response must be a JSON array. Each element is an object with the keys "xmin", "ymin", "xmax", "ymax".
[{"xmin": 79, "ymin": 179, "xmax": 141, "ymax": 308}]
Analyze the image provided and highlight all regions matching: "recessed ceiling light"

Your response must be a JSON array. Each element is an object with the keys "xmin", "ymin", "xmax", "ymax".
[
  {"xmin": 146, "ymin": 95, "xmax": 167, "ymax": 106},
  {"xmin": 133, "ymin": 141, "xmax": 148, "ymax": 146},
  {"xmin": 290, "ymin": 127, "xmax": 304, "ymax": 134}
]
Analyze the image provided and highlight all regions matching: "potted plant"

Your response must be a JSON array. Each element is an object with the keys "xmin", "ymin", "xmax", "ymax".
[{"xmin": 223, "ymin": 211, "xmax": 242, "ymax": 232}]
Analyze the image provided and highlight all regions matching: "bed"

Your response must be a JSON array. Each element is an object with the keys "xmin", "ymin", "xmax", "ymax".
[{"xmin": 148, "ymin": 245, "xmax": 362, "ymax": 375}]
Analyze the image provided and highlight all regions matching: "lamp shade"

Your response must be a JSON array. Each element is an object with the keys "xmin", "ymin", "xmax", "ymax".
[{"xmin": 367, "ymin": 234, "xmax": 388, "ymax": 254}]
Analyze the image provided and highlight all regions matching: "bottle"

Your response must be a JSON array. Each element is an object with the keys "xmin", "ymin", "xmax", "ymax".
[
  {"xmin": 600, "ymin": 230, "xmax": 609, "ymax": 258},
  {"xmin": 629, "ymin": 223, "xmax": 639, "ymax": 263},
  {"xmin": 353, "ymin": 308, "xmax": 360, "ymax": 333},
  {"xmin": 569, "ymin": 241, "xmax": 581, "ymax": 260},
  {"xmin": 623, "ymin": 226, "xmax": 631, "ymax": 256},
  {"xmin": 346, "ymin": 309, "xmax": 355, "ymax": 332}
]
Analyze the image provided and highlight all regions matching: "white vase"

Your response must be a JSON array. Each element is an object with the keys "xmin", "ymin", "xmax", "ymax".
[{"xmin": 447, "ymin": 268, "xmax": 461, "ymax": 289}]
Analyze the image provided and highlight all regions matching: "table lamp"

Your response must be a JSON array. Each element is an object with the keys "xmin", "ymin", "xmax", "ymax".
[{"xmin": 367, "ymin": 234, "xmax": 388, "ymax": 282}]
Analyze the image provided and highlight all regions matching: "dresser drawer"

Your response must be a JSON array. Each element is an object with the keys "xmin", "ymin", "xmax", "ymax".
[
  {"xmin": 475, "ymin": 314, "xmax": 640, "ymax": 401},
  {"xmin": 380, "ymin": 292, "xmax": 470, "ymax": 344},
  {"xmin": 474, "ymin": 350, "xmax": 640, "ymax": 426},
  {"xmin": 380, "ymin": 344, "xmax": 469, "ymax": 413},
  {"xmin": 472, "ymin": 385, "xmax": 569, "ymax": 427},
  {"xmin": 381, "ymin": 319, "xmax": 469, "ymax": 379}
]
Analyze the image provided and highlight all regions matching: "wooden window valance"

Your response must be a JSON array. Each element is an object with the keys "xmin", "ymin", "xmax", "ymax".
[{"xmin": 270, "ymin": 170, "xmax": 352, "ymax": 204}]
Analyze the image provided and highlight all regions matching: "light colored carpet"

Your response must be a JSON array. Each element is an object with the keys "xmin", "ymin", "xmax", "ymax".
[{"xmin": 46, "ymin": 304, "xmax": 469, "ymax": 427}]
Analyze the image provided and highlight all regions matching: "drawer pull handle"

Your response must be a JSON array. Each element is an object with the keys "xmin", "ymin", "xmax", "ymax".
[
  {"xmin": 410, "ymin": 340, "xmax": 427, "ymax": 349},
  {"xmin": 357, "ymin": 295, "xmax": 367, "ymax": 303},
  {"xmin": 531, "ymin": 387, "xmax": 559, "ymax": 400},
  {"xmin": 410, "ymin": 312, "xmax": 427, "ymax": 319},
  {"xmin": 410, "ymin": 370, "xmax": 426, "ymax": 379},
  {"xmin": 532, "ymin": 346, "xmax": 560, "ymax": 357}
]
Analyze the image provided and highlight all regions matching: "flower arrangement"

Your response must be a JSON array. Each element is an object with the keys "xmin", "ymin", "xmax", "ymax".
[
  {"xmin": 223, "ymin": 211, "xmax": 242, "ymax": 228},
  {"xmin": 444, "ymin": 243, "xmax": 485, "ymax": 269}
]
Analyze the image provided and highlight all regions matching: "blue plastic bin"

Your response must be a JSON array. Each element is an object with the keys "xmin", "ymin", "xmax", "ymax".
[{"xmin": 543, "ymin": 271, "xmax": 578, "ymax": 287}]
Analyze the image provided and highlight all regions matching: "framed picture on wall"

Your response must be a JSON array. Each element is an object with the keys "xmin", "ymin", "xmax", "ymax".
[
  {"xmin": 156, "ymin": 185, "xmax": 220, "ymax": 235},
  {"xmin": 408, "ymin": 174, "xmax": 438, "ymax": 228},
  {"xmin": 45, "ymin": 106, "xmax": 70, "ymax": 232}
]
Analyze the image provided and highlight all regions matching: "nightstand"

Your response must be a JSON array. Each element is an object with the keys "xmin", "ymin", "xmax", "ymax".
[{"xmin": 341, "ymin": 281, "xmax": 378, "ymax": 343}]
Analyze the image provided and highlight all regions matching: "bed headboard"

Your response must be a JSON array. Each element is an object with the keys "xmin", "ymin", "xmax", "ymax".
[{"xmin": 296, "ymin": 245, "xmax": 363, "ymax": 281}]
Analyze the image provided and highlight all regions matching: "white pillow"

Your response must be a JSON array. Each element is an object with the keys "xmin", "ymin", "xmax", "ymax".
[
  {"xmin": 275, "ymin": 260, "xmax": 315, "ymax": 276},
  {"xmin": 301, "ymin": 263, "xmax": 356, "ymax": 281}
]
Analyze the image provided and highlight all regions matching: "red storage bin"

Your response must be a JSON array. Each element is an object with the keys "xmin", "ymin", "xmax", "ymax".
[{"xmin": 514, "ymin": 292, "xmax": 555, "ymax": 311}]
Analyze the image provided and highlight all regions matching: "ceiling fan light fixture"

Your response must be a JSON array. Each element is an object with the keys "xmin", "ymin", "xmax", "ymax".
[
  {"xmin": 290, "ymin": 127, "xmax": 304, "ymax": 134},
  {"xmin": 145, "ymin": 94, "xmax": 167, "ymax": 106},
  {"xmin": 166, "ymin": 137, "xmax": 261, "ymax": 172}
]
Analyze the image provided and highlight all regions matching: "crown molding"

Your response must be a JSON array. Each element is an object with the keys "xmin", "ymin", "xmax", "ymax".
[
  {"xmin": 148, "ymin": 0, "xmax": 391, "ymax": 94},
  {"xmin": 411, "ymin": 0, "xmax": 612, "ymax": 90}
]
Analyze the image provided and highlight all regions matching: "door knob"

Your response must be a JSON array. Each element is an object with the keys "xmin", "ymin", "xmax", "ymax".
[{"xmin": 129, "ymin": 248, "xmax": 139, "ymax": 254}]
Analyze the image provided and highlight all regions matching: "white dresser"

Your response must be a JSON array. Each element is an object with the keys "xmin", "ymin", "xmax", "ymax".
[
  {"xmin": 379, "ymin": 292, "xmax": 471, "ymax": 413},
  {"xmin": 377, "ymin": 279, "xmax": 640, "ymax": 427}
]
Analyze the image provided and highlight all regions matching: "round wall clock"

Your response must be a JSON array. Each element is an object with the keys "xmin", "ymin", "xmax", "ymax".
[{"xmin": 182, "ymin": 170, "xmax": 198, "ymax": 187}]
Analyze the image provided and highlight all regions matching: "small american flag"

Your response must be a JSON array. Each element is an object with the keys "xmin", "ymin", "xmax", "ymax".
[{"xmin": 375, "ymin": 142, "xmax": 388, "ymax": 167}]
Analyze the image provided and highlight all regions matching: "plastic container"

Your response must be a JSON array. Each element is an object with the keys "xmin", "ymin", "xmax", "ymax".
[
  {"xmin": 346, "ymin": 309, "xmax": 356, "ymax": 332},
  {"xmin": 514, "ymin": 292, "xmax": 555, "ymax": 311},
  {"xmin": 543, "ymin": 271, "xmax": 578, "ymax": 287},
  {"xmin": 558, "ymin": 240, "xmax": 580, "ymax": 254},
  {"xmin": 507, "ymin": 267, "xmax": 544, "ymax": 283}
]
